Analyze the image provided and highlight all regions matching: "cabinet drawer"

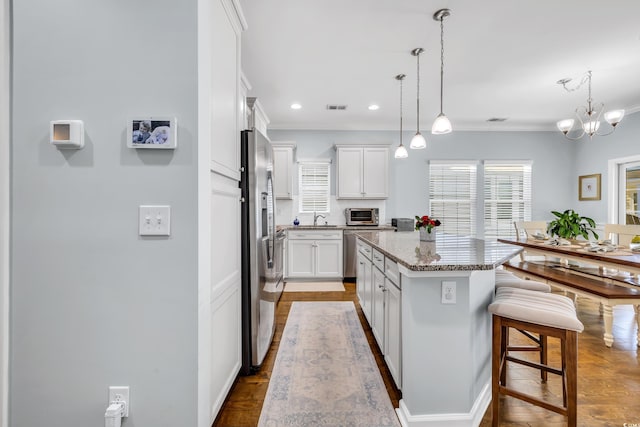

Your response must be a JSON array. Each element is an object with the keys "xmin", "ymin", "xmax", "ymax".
[
  {"xmin": 372, "ymin": 248, "xmax": 385, "ymax": 271},
  {"xmin": 385, "ymin": 258, "xmax": 399, "ymax": 287},
  {"xmin": 357, "ymin": 239, "xmax": 372, "ymax": 259},
  {"xmin": 288, "ymin": 230, "xmax": 342, "ymax": 240}
]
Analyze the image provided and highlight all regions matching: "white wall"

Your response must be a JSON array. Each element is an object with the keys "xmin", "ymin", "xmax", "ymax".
[
  {"xmin": 0, "ymin": 0, "xmax": 9, "ymax": 425},
  {"xmin": 269, "ymin": 128, "xmax": 576, "ymax": 230},
  {"xmin": 11, "ymin": 1, "xmax": 199, "ymax": 426}
]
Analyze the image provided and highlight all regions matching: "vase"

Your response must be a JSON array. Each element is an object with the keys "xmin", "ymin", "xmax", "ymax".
[{"xmin": 419, "ymin": 228, "xmax": 436, "ymax": 242}]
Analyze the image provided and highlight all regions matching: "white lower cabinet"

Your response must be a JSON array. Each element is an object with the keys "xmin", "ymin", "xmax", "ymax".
[
  {"xmin": 287, "ymin": 239, "xmax": 315, "ymax": 278},
  {"xmin": 356, "ymin": 237, "xmax": 402, "ymax": 390},
  {"xmin": 384, "ymin": 277, "xmax": 402, "ymax": 389},
  {"xmin": 371, "ymin": 265, "xmax": 386, "ymax": 350},
  {"xmin": 287, "ymin": 230, "xmax": 343, "ymax": 279}
]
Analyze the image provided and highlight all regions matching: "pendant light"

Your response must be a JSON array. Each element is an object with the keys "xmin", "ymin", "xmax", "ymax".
[
  {"xmin": 432, "ymin": 8, "xmax": 452, "ymax": 135},
  {"xmin": 410, "ymin": 48, "xmax": 427, "ymax": 149},
  {"xmin": 394, "ymin": 74, "xmax": 408, "ymax": 159}
]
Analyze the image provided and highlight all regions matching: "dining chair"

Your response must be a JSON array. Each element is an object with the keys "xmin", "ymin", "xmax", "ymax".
[
  {"xmin": 603, "ymin": 223, "xmax": 640, "ymax": 247},
  {"xmin": 513, "ymin": 221, "xmax": 548, "ymax": 261}
]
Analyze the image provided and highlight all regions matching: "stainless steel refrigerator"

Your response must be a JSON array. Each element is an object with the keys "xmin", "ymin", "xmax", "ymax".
[{"xmin": 240, "ymin": 128, "xmax": 284, "ymax": 375}]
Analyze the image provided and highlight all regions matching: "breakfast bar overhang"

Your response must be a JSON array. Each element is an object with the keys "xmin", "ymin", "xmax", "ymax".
[{"xmin": 354, "ymin": 231, "xmax": 522, "ymax": 427}]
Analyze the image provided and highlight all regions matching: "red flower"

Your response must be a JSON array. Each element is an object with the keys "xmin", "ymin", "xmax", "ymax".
[{"xmin": 414, "ymin": 215, "xmax": 442, "ymax": 232}]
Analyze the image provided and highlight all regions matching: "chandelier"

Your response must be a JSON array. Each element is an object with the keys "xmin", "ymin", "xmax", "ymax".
[{"xmin": 556, "ymin": 70, "xmax": 625, "ymax": 140}]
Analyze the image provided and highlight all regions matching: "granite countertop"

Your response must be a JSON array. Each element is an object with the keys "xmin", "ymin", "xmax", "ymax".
[{"xmin": 355, "ymin": 230, "xmax": 522, "ymax": 272}]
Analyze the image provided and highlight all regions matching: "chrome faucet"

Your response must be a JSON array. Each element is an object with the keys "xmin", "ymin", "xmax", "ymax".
[{"xmin": 313, "ymin": 212, "xmax": 326, "ymax": 226}]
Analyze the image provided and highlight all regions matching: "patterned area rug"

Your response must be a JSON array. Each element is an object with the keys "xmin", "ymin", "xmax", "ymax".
[
  {"xmin": 258, "ymin": 301, "xmax": 400, "ymax": 427},
  {"xmin": 283, "ymin": 281, "xmax": 345, "ymax": 292}
]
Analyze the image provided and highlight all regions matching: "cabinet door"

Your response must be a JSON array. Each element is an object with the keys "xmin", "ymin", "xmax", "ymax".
[
  {"xmin": 362, "ymin": 147, "xmax": 388, "ymax": 198},
  {"xmin": 385, "ymin": 279, "xmax": 402, "ymax": 389},
  {"xmin": 273, "ymin": 147, "xmax": 293, "ymax": 199},
  {"xmin": 337, "ymin": 147, "xmax": 364, "ymax": 198},
  {"xmin": 356, "ymin": 252, "xmax": 367, "ymax": 304},
  {"xmin": 371, "ymin": 266, "xmax": 386, "ymax": 351},
  {"xmin": 362, "ymin": 256, "xmax": 373, "ymax": 323},
  {"xmin": 287, "ymin": 239, "xmax": 315, "ymax": 278},
  {"xmin": 315, "ymin": 239, "xmax": 343, "ymax": 278},
  {"xmin": 210, "ymin": 0, "xmax": 241, "ymax": 181}
]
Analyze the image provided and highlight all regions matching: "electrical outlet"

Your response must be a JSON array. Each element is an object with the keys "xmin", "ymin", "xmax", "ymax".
[
  {"xmin": 108, "ymin": 386, "xmax": 129, "ymax": 417},
  {"xmin": 441, "ymin": 281, "xmax": 456, "ymax": 304}
]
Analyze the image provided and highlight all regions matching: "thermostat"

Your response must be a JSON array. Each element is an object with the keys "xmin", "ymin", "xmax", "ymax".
[{"xmin": 50, "ymin": 120, "xmax": 84, "ymax": 149}]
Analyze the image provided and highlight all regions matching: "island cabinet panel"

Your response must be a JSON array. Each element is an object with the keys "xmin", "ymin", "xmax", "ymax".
[
  {"xmin": 353, "ymin": 231, "xmax": 521, "ymax": 426},
  {"xmin": 384, "ymin": 276, "xmax": 402, "ymax": 390},
  {"xmin": 336, "ymin": 145, "xmax": 388, "ymax": 199},
  {"xmin": 371, "ymin": 264, "xmax": 386, "ymax": 351}
]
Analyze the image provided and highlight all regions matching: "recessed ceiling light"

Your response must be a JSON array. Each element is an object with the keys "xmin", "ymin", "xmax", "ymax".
[
  {"xmin": 291, "ymin": 103, "xmax": 302, "ymax": 110},
  {"xmin": 368, "ymin": 104, "xmax": 380, "ymax": 111}
]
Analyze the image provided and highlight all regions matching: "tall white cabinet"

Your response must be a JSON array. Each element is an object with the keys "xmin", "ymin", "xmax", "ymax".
[
  {"xmin": 335, "ymin": 145, "xmax": 389, "ymax": 199},
  {"xmin": 272, "ymin": 141, "xmax": 296, "ymax": 200},
  {"xmin": 200, "ymin": 0, "xmax": 246, "ymax": 425}
]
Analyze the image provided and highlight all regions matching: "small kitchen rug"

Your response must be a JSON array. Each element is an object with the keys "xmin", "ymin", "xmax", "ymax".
[
  {"xmin": 258, "ymin": 301, "xmax": 400, "ymax": 427},
  {"xmin": 283, "ymin": 281, "xmax": 345, "ymax": 292}
]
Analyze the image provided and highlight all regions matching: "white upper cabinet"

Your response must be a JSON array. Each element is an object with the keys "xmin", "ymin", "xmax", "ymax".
[
  {"xmin": 335, "ymin": 145, "xmax": 389, "ymax": 199},
  {"xmin": 210, "ymin": 0, "xmax": 246, "ymax": 181},
  {"xmin": 272, "ymin": 141, "xmax": 296, "ymax": 199}
]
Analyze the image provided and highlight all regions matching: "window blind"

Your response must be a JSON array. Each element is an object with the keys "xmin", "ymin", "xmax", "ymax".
[
  {"xmin": 429, "ymin": 161, "xmax": 477, "ymax": 237},
  {"xmin": 298, "ymin": 161, "xmax": 330, "ymax": 213},
  {"xmin": 483, "ymin": 162, "xmax": 532, "ymax": 239}
]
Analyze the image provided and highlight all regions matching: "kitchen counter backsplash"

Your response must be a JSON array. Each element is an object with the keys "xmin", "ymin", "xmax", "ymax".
[{"xmin": 275, "ymin": 197, "xmax": 387, "ymax": 228}]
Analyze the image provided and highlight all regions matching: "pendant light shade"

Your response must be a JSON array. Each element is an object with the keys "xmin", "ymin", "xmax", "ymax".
[
  {"xmin": 409, "ymin": 133, "xmax": 426, "ymax": 149},
  {"xmin": 432, "ymin": 9, "xmax": 452, "ymax": 135},
  {"xmin": 432, "ymin": 113, "xmax": 452, "ymax": 134},
  {"xmin": 394, "ymin": 74, "xmax": 408, "ymax": 159},
  {"xmin": 395, "ymin": 144, "xmax": 408, "ymax": 159},
  {"xmin": 410, "ymin": 48, "xmax": 427, "ymax": 149}
]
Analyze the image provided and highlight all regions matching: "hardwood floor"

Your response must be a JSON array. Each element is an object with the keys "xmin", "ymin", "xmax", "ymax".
[{"xmin": 213, "ymin": 283, "xmax": 639, "ymax": 427}]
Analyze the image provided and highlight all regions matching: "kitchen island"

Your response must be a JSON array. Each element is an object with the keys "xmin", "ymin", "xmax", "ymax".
[{"xmin": 354, "ymin": 230, "xmax": 522, "ymax": 427}]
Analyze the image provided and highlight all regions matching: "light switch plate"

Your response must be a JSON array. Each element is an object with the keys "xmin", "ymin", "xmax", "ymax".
[{"xmin": 139, "ymin": 205, "xmax": 171, "ymax": 236}]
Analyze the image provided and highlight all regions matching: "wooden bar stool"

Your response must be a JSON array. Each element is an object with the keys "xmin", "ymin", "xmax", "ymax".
[
  {"xmin": 495, "ymin": 269, "xmax": 551, "ymax": 381},
  {"xmin": 488, "ymin": 287, "xmax": 584, "ymax": 427}
]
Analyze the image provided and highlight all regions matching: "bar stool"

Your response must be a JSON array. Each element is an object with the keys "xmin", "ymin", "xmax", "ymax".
[
  {"xmin": 495, "ymin": 269, "xmax": 552, "ymax": 380},
  {"xmin": 488, "ymin": 287, "xmax": 584, "ymax": 427}
]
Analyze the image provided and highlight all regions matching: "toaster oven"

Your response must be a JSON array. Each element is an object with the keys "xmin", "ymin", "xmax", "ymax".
[{"xmin": 345, "ymin": 208, "xmax": 379, "ymax": 226}]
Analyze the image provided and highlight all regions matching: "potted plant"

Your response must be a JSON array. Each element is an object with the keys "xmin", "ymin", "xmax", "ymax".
[
  {"xmin": 415, "ymin": 215, "xmax": 441, "ymax": 241},
  {"xmin": 547, "ymin": 209, "xmax": 599, "ymax": 241}
]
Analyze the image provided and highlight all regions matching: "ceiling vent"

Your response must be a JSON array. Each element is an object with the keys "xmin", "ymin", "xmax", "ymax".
[
  {"xmin": 326, "ymin": 104, "xmax": 348, "ymax": 111},
  {"xmin": 486, "ymin": 117, "xmax": 508, "ymax": 122}
]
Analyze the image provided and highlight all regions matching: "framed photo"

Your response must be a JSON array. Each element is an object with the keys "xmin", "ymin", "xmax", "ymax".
[
  {"xmin": 127, "ymin": 117, "xmax": 177, "ymax": 149},
  {"xmin": 578, "ymin": 173, "xmax": 601, "ymax": 201}
]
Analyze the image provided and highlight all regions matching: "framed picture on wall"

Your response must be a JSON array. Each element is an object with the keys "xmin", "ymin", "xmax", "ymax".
[
  {"xmin": 578, "ymin": 173, "xmax": 601, "ymax": 201},
  {"xmin": 127, "ymin": 117, "xmax": 177, "ymax": 149}
]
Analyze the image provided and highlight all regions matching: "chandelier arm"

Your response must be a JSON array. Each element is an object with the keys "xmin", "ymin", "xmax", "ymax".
[{"xmin": 561, "ymin": 131, "xmax": 587, "ymax": 141}]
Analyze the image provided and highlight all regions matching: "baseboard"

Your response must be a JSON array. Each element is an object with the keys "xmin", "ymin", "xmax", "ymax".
[{"xmin": 396, "ymin": 382, "xmax": 491, "ymax": 427}]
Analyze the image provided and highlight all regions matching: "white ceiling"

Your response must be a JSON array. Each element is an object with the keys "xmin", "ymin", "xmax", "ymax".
[{"xmin": 239, "ymin": 0, "xmax": 640, "ymax": 132}]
